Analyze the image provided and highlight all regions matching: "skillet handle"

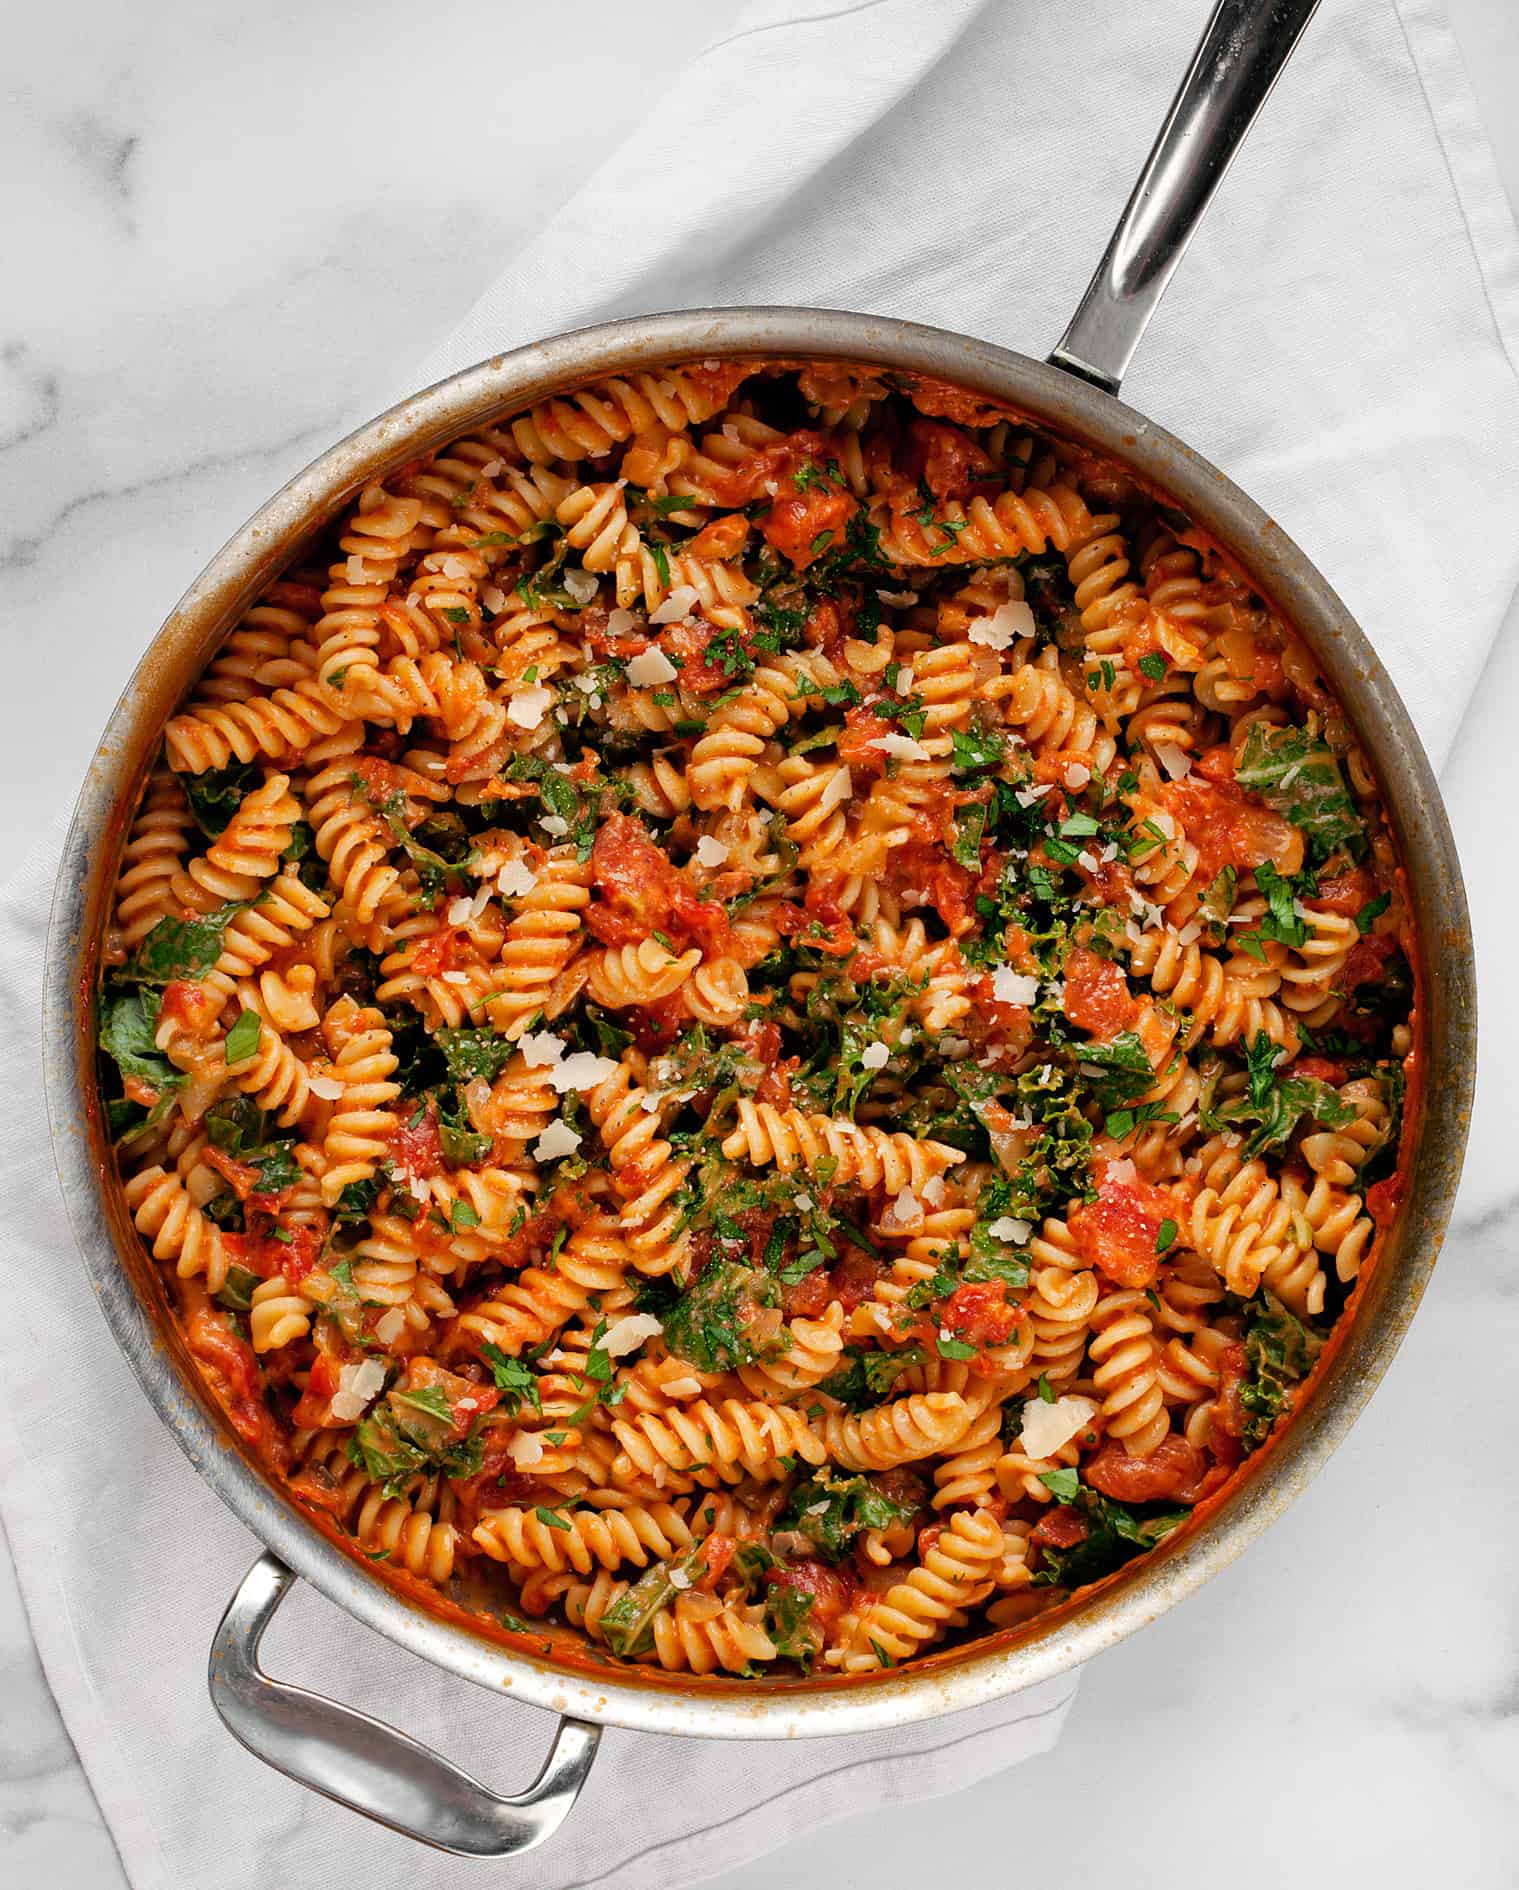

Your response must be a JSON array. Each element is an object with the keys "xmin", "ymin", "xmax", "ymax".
[
  {"xmin": 1050, "ymin": 0, "xmax": 1320, "ymax": 395},
  {"xmin": 208, "ymin": 1552, "xmax": 600, "ymax": 1856}
]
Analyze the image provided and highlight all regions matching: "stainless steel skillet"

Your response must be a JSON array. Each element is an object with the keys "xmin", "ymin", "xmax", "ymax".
[{"xmin": 40, "ymin": 0, "xmax": 1474, "ymax": 1857}]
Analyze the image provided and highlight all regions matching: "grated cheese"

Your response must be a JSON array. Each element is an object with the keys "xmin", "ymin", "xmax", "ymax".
[
  {"xmin": 496, "ymin": 858, "xmax": 538, "ymax": 898},
  {"xmin": 533, "ymin": 1119, "xmax": 583, "ymax": 1162},
  {"xmin": 550, "ymin": 1051, "xmax": 619, "ymax": 1094},
  {"xmin": 308, "ymin": 1073, "xmax": 344, "ymax": 1101},
  {"xmin": 868, "ymin": 730, "xmax": 930, "ymax": 762},
  {"xmin": 1018, "ymin": 1394, "xmax": 1098, "ymax": 1459},
  {"xmin": 520, "ymin": 1031, "xmax": 566, "ymax": 1068},
  {"xmin": 967, "ymin": 598, "xmax": 1036, "ymax": 649},
  {"xmin": 860, "ymin": 1041, "xmax": 889, "ymax": 1070},
  {"xmin": 1154, "ymin": 742, "xmax": 1193, "ymax": 780},
  {"xmin": 626, "ymin": 647, "xmax": 679, "ymax": 686},
  {"xmin": 601, "ymin": 1312, "xmax": 664, "ymax": 1358},
  {"xmin": 648, "ymin": 585, "xmax": 699, "ymax": 625},
  {"xmin": 987, "ymin": 1215, "xmax": 1032, "ymax": 1245},
  {"xmin": 507, "ymin": 685, "xmax": 554, "ymax": 730},
  {"xmin": 992, "ymin": 966, "xmax": 1039, "ymax": 1007},
  {"xmin": 562, "ymin": 567, "xmax": 598, "ymax": 605},
  {"xmin": 695, "ymin": 834, "xmax": 730, "ymax": 868}
]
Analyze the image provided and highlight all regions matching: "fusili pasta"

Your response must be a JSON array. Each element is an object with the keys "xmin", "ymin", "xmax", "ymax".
[{"xmin": 98, "ymin": 358, "xmax": 1416, "ymax": 1678}]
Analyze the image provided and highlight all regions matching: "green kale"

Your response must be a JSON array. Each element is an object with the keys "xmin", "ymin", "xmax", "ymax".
[
  {"xmin": 98, "ymin": 988, "xmax": 185, "ymax": 1100},
  {"xmin": 764, "ymin": 1586, "xmax": 819, "ymax": 1669},
  {"xmin": 661, "ymin": 1259, "xmax": 780, "ymax": 1373},
  {"xmin": 437, "ymin": 1028, "xmax": 516, "ymax": 1084},
  {"xmin": 1237, "ymin": 1294, "xmax": 1324, "ymax": 1451},
  {"xmin": 1234, "ymin": 721, "xmax": 1365, "ymax": 865},
  {"xmin": 776, "ymin": 1471, "xmax": 917, "ymax": 1563},
  {"xmin": 121, "ymin": 905, "xmax": 243, "ymax": 986},
  {"xmin": 436, "ymin": 1091, "xmax": 492, "ymax": 1168},
  {"xmin": 816, "ymin": 1344, "xmax": 927, "ymax": 1410},
  {"xmin": 599, "ymin": 1547, "xmax": 710, "ymax": 1659},
  {"xmin": 1200, "ymin": 1043, "xmax": 1355, "ymax": 1158},
  {"xmin": 213, "ymin": 1265, "xmax": 263, "ymax": 1313},
  {"xmin": 1031, "ymin": 1469, "xmax": 1188, "ymax": 1587},
  {"xmin": 184, "ymin": 761, "xmax": 260, "ymax": 839}
]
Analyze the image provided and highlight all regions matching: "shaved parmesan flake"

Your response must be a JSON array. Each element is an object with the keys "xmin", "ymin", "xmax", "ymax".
[
  {"xmin": 1063, "ymin": 763, "xmax": 1091, "ymax": 791},
  {"xmin": 374, "ymin": 1308, "xmax": 406, "ymax": 1346},
  {"xmin": 626, "ymin": 647, "xmax": 679, "ymax": 686},
  {"xmin": 792, "ymin": 1193, "xmax": 814, "ymax": 1212},
  {"xmin": 562, "ymin": 567, "xmax": 598, "ymax": 605},
  {"xmin": 550, "ymin": 1051, "xmax": 619, "ymax": 1094},
  {"xmin": 329, "ymin": 1358, "xmax": 387, "ymax": 1423},
  {"xmin": 877, "ymin": 588, "xmax": 919, "ymax": 607},
  {"xmin": 539, "ymin": 814, "xmax": 569, "ymax": 837},
  {"xmin": 968, "ymin": 599, "xmax": 1036, "ymax": 649},
  {"xmin": 1104, "ymin": 1157, "xmax": 1139, "ymax": 1185},
  {"xmin": 507, "ymin": 685, "xmax": 554, "ymax": 729},
  {"xmin": 695, "ymin": 834, "xmax": 730, "ymax": 868},
  {"xmin": 1177, "ymin": 921, "xmax": 1202, "ymax": 946},
  {"xmin": 668, "ymin": 1566, "xmax": 693, "ymax": 1590},
  {"xmin": 533, "ymin": 1120, "xmax": 583, "ymax": 1162},
  {"xmin": 894, "ymin": 664, "xmax": 915, "ymax": 694},
  {"xmin": 447, "ymin": 896, "xmax": 473, "ymax": 924},
  {"xmin": 860, "ymin": 1041, "xmax": 889, "ymax": 1070},
  {"xmin": 439, "ymin": 554, "xmax": 472, "ymax": 580},
  {"xmin": 482, "ymin": 584, "xmax": 506, "ymax": 615},
  {"xmin": 869, "ymin": 731, "xmax": 930, "ymax": 762},
  {"xmin": 441, "ymin": 970, "xmax": 470, "ymax": 986},
  {"xmin": 603, "ymin": 606, "xmax": 636, "ymax": 638},
  {"xmin": 649, "ymin": 585, "xmax": 699, "ymax": 625},
  {"xmin": 987, "ymin": 1215, "xmax": 1032, "ymax": 1245},
  {"xmin": 345, "ymin": 554, "xmax": 372, "ymax": 585},
  {"xmin": 407, "ymin": 1175, "xmax": 431, "ymax": 1205},
  {"xmin": 521, "ymin": 1031, "xmax": 565, "ymax": 1068},
  {"xmin": 1018, "ymin": 1394, "xmax": 1098, "ymax": 1459},
  {"xmin": 992, "ymin": 966, "xmax": 1039, "ymax": 1007},
  {"xmin": 1155, "ymin": 742, "xmax": 1192, "ymax": 780},
  {"xmin": 479, "ymin": 457, "xmax": 504, "ymax": 479},
  {"xmin": 600, "ymin": 1313, "xmax": 664, "ymax": 1358},
  {"xmin": 308, "ymin": 1074, "xmax": 344, "ymax": 1102},
  {"xmin": 506, "ymin": 1430, "xmax": 545, "ymax": 1468},
  {"xmin": 920, "ymin": 1173, "xmax": 945, "ymax": 1208},
  {"xmin": 1014, "ymin": 784, "xmax": 1049, "ymax": 808},
  {"xmin": 1077, "ymin": 849, "xmax": 1099, "ymax": 873},
  {"xmin": 496, "ymin": 858, "xmax": 538, "ymax": 898},
  {"xmin": 880, "ymin": 1187, "xmax": 922, "ymax": 1232}
]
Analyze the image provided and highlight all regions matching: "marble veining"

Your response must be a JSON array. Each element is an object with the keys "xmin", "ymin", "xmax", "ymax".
[{"xmin": 3, "ymin": 1, "xmax": 1517, "ymax": 1885}]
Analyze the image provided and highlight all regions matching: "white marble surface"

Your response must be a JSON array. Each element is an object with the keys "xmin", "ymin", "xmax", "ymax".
[{"xmin": 4, "ymin": 2, "xmax": 1518, "ymax": 1884}]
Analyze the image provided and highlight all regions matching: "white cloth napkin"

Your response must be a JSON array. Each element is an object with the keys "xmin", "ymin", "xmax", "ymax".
[{"xmin": 3, "ymin": 1, "xmax": 1517, "ymax": 1887}]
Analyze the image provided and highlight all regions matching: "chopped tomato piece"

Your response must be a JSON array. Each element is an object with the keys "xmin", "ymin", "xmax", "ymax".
[
  {"xmin": 905, "ymin": 419, "xmax": 998, "ymax": 501},
  {"xmin": 289, "ymin": 1351, "xmax": 346, "ymax": 1430},
  {"xmin": 942, "ymin": 1280, "xmax": 1019, "ymax": 1349},
  {"xmin": 160, "ymin": 978, "xmax": 222, "ymax": 1039},
  {"xmin": 410, "ymin": 926, "xmax": 464, "ymax": 977},
  {"xmin": 203, "ymin": 1145, "xmax": 262, "ymax": 1202},
  {"xmin": 902, "ymin": 375, "xmax": 1011, "ymax": 428},
  {"xmin": 697, "ymin": 1533, "xmax": 737, "ymax": 1589},
  {"xmin": 1365, "ymin": 1175, "xmax": 1403, "ymax": 1228},
  {"xmin": 762, "ymin": 486, "xmax": 857, "ymax": 570},
  {"xmin": 586, "ymin": 812, "xmax": 730, "ymax": 955},
  {"xmin": 1068, "ymin": 1171, "xmax": 1184, "ymax": 1289},
  {"xmin": 1338, "ymin": 929, "xmax": 1398, "ymax": 994},
  {"xmin": 766, "ymin": 1559, "xmax": 856, "ymax": 1637},
  {"xmin": 348, "ymin": 753, "xmax": 417, "ymax": 803},
  {"xmin": 185, "ymin": 1298, "xmax": 286, "ymax": 1466},
  {"xmin": 1213, "ymin": 1342, "xmax": 1250, "ymax": 1441},
  {"xmin": 1292, "ymin": 1056, "xmax": 1349, "ymax": 1086},
  {"xmin": 685, "ymin": 514, "xmax": 748, "ymax": 562},
  {"xmin": 1307, "ymin": 868, "xmax": 1377, "ymax": 916},
  {"xmin": 1160, "ymin": 771, "xmax": 1299, "ymax": 879},
  {"xmin": 1083, "ymin": 1435, "xmax": 1208, "ymax": 1504},
  {"xmin": 1062, "ymin": 947, "xmax": 1138, "ymax": 1040},
  {"xmin": 387, "ymin": 1104, "xmax": 444, "ymax": 1181},
  {"xmin": 1030, "ymin": 1506, "xmax": 1088, "ymax": 1551}
]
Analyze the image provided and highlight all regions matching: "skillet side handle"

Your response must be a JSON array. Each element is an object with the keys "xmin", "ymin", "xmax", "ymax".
[
  {"xmin": 208, "ymin": 1552, "xmax": 600, "ymax": 1856},
  {"xmin": 1050, "ymin": 0, "xmax": 1321, "ymax": 395}
]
